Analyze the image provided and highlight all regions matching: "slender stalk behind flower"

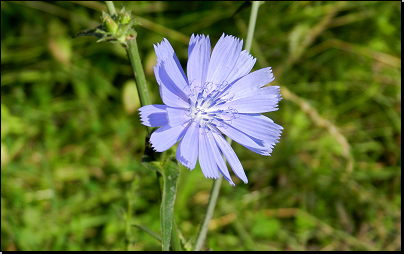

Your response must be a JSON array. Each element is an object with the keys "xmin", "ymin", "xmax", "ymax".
[{"xmin": 193, "ymin": 3, "xmax": 264, "ymax": 250}]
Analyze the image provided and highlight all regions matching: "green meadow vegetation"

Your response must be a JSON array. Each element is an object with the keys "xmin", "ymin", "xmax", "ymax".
[{"xmin": 1, "ymin": 1, "xmax": 401, "ymax": 251}]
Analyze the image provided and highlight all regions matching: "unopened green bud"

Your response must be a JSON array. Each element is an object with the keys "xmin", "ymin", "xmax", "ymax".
[
  {"xmin": 119, "ymin": 12, "xmax": 132, "ymax": 25},
  {"xmin": 103, "ymin": 15, "xmax": 118, "ymax": 34}
]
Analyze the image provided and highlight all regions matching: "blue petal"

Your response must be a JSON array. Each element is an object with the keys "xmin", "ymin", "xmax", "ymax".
[
  {"xmin": 206, "ymin": 34, "xmax": 243, "ymax": 87},
  {"xmin": 211, "ymin": 131, "xmax": 248, "ymax": 183},
  {"xmin": 225, "ymin": 50, "xmax": 256, "ymax": 85},
  {"xmin": 150, "ymin": 123, "xmax": 188, "ymax": 152},
  {"xmin": 217, "ymin": 122, "xmax": 270, "ymax": 156},
  {"xmin": 188, "ymin": 34, "xmax": 198, "ymax": 59},
  {"xmin": 166, "ymin": 107, "xmax": 191, "ymax": 127},
  {"xmin": 154, "ymin": 39, "xmax": 191, "ymax": 107},
  {"xmin": 176, "ymin": 121, "xmax": 199, "ymax": 169},
  {"xmin": 154, "ymin": 64, "xmax": 190, "ymax": 108},
  {"xmin": 154, "ymin": 38, "xmax": 188, "ymax": 86},
  {"xmin": 228, "ymin": 113, "xmax": 283, "ymax": 153},
  {"xmin": 198, "ymin": 129, "xmax": 220, "ymax": 179},
  {"xmin": 138, "ymin": 104, "xmax": 168, "ymax": 127},
  {"xmin": 214, "ymin": 86, "xmax": 282, "ymax": 113},
  {"xmin": 223, "ymin": 67, "xmax": 275, "ymax": 100},
  {"xmin": 187, "ymin": 34, "xmax": 211, "ymax": 91},
  {"xmin": 206, "ymin": 131, "xmax": 235, "ymax": 186}
]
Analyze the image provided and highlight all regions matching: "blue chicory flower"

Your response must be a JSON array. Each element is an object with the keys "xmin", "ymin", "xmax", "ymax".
[{"xmin": 139, "ymin": 34, "xmax": 283, "ymax": 186}]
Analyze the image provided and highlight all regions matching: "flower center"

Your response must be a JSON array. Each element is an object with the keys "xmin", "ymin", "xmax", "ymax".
[{"xmin": 187, "ymin": 83, "xmax": 237, "ymax": 130}]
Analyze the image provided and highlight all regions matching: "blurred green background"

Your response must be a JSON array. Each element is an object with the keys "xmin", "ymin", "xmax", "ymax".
[{"xmin": 1, "ymin": 1, "xmax": 401, "ymax": 251}]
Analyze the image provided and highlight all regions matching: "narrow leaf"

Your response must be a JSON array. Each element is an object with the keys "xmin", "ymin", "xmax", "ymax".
[
  {"xmin": 160, "ymin": 159, "xmax": 180, "ymax": 251},
  {"xmin": 132, "ymin": 224, "xmax": 162, "ymax": 242}
]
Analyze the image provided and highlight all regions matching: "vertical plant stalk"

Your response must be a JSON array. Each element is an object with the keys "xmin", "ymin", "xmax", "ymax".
[
  {"xmin": 105, "ymin": 1, "xmax": 117, "ymax": 17},
  {"xmin": 123, "ymin": 16, "xmax": 182, "ymax": 252},
  {"xmin": 192, "ymin": 2, "xmax": 262, "ymax": 251},
  {"xmin": 103, "ymin": 1, "xmax": 152, "ymax": 135},
  {"xmin": 102, "ymin": 2, "xmax": 166, "ymax": 251},
  {"xmin": 193, "ymin": 171, "xmax": 223, "ymax": 251},
  {"xmin": 103, "ymin": 2, "xmax": 182, "ymax": 250},
  {"xmin": 126, "ymin": 38, "xmax": 153, "ymax": 135},
  {"xmin": 245, "ymin": 1, "xmax": 261, "ymax": 53}
]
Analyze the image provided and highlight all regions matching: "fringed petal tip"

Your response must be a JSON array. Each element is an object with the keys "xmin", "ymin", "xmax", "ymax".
[
  {"xmin": 138, "ymin": 104, "xmax": 169, "ymax": 127},
  {"xmin": 200, "ymin": 173, "xmax": 236, "ymax": 186},
  {"xmin": 154, "ymin": 38, "xmax": 175, "ymax": 64}
]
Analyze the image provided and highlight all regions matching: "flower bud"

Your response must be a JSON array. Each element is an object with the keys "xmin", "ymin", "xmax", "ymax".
[
  {"xmin": 103, "ymin": 15, "xmax": 118, "ymax": 34},
  {"xmin": 119, "ymin": 12, "xmax": 132, "ymax": 25}
]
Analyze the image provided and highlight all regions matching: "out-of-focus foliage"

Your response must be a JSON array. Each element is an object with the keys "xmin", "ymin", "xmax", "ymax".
[{"xmin": 1, "ymin": 1, "xmax": 401, "ymax": 251}]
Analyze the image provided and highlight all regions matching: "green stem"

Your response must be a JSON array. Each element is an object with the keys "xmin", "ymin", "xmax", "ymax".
[
  {"xmin": 126, "ymin": 38, "xmax": 153, "ymax": 135},
  {"xmin": 104, "ymin": 1, "xmax": 182, "ymax": 251},
  {"xmin": 193, "ymin": 2, "xmax": 262, "ymax": 250},
  {"xmin": 245, "ymin": 1, "xmax": 261, "ymax": 52},
  {"xmin": 122, "ymin": 10, "xmax": 180, "ymax": 251},
  {"xmin": 105, "ymin": 1, "xmax": 117, "ymax": 17},
  {"xmin": 193, "ymin": 175, "xmax": 223, "ymax": 251},
  {"xmin": 102, "ymin": 3, "xmax": 154, "ymax": 251},
  {"xmin": 104, "ymin": 1, "xmax": 152, "ymax": 135}
]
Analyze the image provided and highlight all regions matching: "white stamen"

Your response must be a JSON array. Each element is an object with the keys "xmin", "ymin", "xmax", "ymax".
[{"xmin": 188, "ymin": 82, "xmax": 236, "ymax": 130}]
